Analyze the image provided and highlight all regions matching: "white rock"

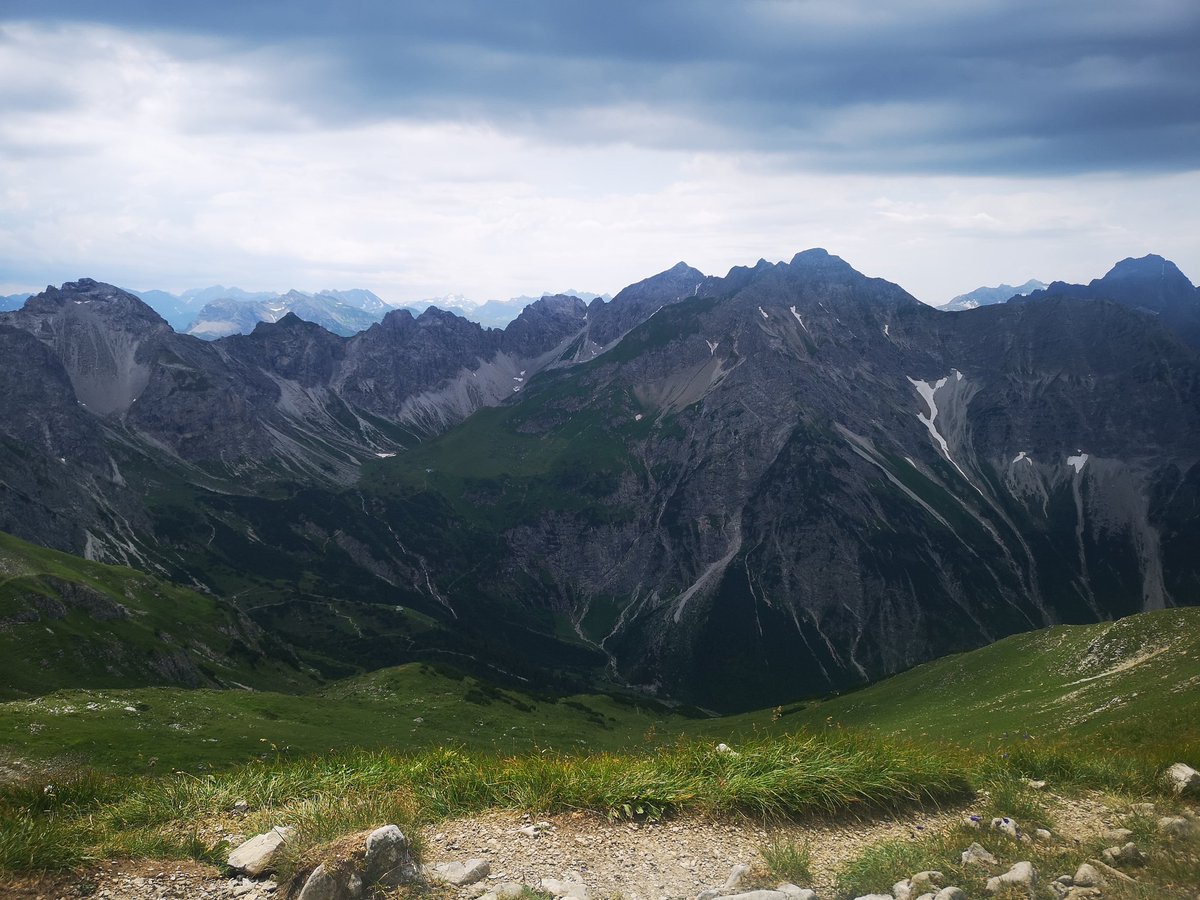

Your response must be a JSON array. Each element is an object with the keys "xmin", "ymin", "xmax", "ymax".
[
  {"xmin": 775, "ymin": 885, "xmax": 816, "ymax": 899},
  {"xmin": 852, "ymin": 894, "xmax": 894, "ymax": 900},
  {"xmin": 295, "ymin": 864, "xmax": 363, "ymax": 900},
  {"xmin": 1035, "ymin": 828, "xmax": 1053, "ymax": 843},
  {"xmin": 1164, "ymin": 762, "xmax": 1200, "ymax": 795},
  {"xmin": 1102, "ymin": 842, "xmax": 1146, "ymax": 867},
  {"xmin": 227, "ymin": 827, "xmax": 295, "ymax": 877},
  {"xmin": 431, "ymin": 859, "xmax": 491, "ymax": 886},
  {"xmin": 909, "ymin": 872, "xmax": 942, "ymax": 894},
  {"xmin": 893, "ymin": 879, "xmax": 912, "ymax": 900},
  {"xmin": 989, "ymin": 816, "xmax": 1019, "ymax": 838},
  {"xmin": 985, "ymin": 861, "xmax": 1036, "ymax": 893},
  {"xmin": 721, "ymin": 893, "xmax": 790, "ymax": 900},
  {"xmin": 961, "ymin": 842, "xmax": 998, "ymax": 866},
  {"xmin": 933, "ymin": 889, "xmax": 966, "ymax": 900}
]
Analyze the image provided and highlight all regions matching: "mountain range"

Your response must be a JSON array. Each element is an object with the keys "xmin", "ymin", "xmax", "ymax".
[
  {"xmin": 1, "ymin": 251, "xmax": 1197, "ymax": 709},
  {"xmin": 939, "ymin": 279, "xmax": 1046, "ymax": 311}
]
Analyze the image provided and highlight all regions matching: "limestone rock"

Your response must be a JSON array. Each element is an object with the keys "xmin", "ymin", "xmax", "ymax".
[
  {"xmin": 985, "ymin": 861, "xmax": 1036, "ymax": 893},
  {"xmin": 363, "ymin": 825, "xmax": 415, "ymax": 886},
  {"xmin": 933, "ymin": 890, "xmax": 966, "ymax": 900},
  {"xmin": 989, "ymin": 817, "xmax": 1019, "ymax": 839},
  {"xmin": 776, "ymin": 885, "xmax": 817, "ymax": 899},
  {"xmin": 961, "ymin": 842, "xmax": 998, "ymax": 866},
  {"xmin": 541, "ymin": 875, "xmax": 589, "ymax": 899},
  {"xmin": 295, "ymin": 863, "xmax": 363, "ymax": 900},
  {"xmin": 1164, "ymin": 762, "xmax": 1200, "ymax": 795},
  {"xmin": 1100, "ymin": 828, "xmax": 1132, "ymax": 845},
  {"xmin": 1072, "ymin": 863, "xmax": 1104, "ymax": 888},
  {"xmin": 431, "ymin": 858, "xmax": 491, "ymax": 886},
  {"xmin": 227, "ymin": 826, "xmax": 295, "ymax": 877}
]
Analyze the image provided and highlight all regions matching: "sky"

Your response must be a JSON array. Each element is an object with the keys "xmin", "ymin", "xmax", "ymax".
[{"xmin": 1, "ymin": 1, "xmax": 1197, "ymax": 306}]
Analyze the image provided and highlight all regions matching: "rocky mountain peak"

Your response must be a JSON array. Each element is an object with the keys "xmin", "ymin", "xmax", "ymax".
[
  {"xmin": 22, "ymin": 279, "xmax": 169, "ymax": 329},
  {"xmin": 1101, "ymin": 254, "xmax": 1194, "ymax": 292}
]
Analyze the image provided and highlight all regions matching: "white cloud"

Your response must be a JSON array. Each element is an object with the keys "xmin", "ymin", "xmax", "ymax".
[{"xmin": 1, "ymin": 22, "xmax": 1198, "ymax": 304}]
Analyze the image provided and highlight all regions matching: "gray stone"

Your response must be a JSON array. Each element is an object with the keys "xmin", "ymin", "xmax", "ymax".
[
  {"xmin": 985, "ymin": 861, "xmax": 1036, "ymax": 893},
  {"xmin": 295, "ymin": 864, "xmax": 363, "ymax": 900},
  {"xmin": 1035, "ymin": 828, "xmax": 1053, "ymax": 843},
  {"xmin": 1101, "ymin": 842, "xmax": 1146, "ymax": 867},
  {"xmin": 1164, "ymin": 762, "xmax": 1200, "ymax": 795},
  {"xmin": 720, "ymin": 893, "xmax": 789, "ymax": 900},
  {"xmin": 1159, "ymin": 815, "xmax": 1194, "ymax": 838},
  {"xmin": 933, "ymin": 890, "xmax": 966, "ymax": 900},
  {"xmin": 893, "ymin": 878, "xmax": 912, "ymax": 900},
  {"xmin": 961, "ymin": 842, "xmax": 998, "ymax": 867},
  {"xmin": 363, "ymin": 824, "xmax": 415, "ymax": 886},
  {"xmin": 481, "ymin": 883, "xmax": 528, "ymax": 900},
  {"xmin": 1100, "ymin": 828, "xmax": 1133, "ymax": 844},
  {"xmin": 852, "ymin": 895, "xmax": 894, "ymax": 900},
  {"xmin": 540, "ymin": 875, "xmax": 589, "ymax": 899},
  {"xmin": 227, "ymin": 826, "xmax": 295, "ymax": 878},
  {"xmin": 776, "ymin": 885, "xmax": 817, "ymax": 900},
  {"xmin": 1072, "ymin": 863, "xmax": 1104, "ymax": 888},
  {"xmin": 431, "ymin": 858, "xmax": 491, "ymax": 886}
]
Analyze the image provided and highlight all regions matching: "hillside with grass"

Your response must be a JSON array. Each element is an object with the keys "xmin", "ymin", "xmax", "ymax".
[
  {"xmin": 0, "ymin": 531, "xmax": 314, "ymax": 701},
  {"xmin": 2, "ymin": 607, "xmax": 1198, "ymax": 897}
]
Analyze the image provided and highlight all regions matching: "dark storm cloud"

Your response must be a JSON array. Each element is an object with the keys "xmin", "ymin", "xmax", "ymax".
[{"xmin": 4, "ymin": 0, "xmax": 1199, "ymax": 174}]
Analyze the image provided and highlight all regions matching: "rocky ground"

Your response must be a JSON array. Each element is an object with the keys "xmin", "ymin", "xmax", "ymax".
[{"xmin": 6, "ymin": 788, "xmax": 1197, "ymax": 900}]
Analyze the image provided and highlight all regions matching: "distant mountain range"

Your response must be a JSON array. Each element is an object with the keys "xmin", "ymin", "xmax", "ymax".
[
  {"xmin": 1, "ymin": 251, "xmax": 1198, "ymax": 708},
  {"xmin": 939, "ymin": 279, "xmax": 1046, "ymax": 311}
]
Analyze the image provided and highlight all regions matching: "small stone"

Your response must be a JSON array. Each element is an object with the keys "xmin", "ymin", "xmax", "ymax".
[
  {"xmin": 227, "ymin": 826, "xmax": 295, "ymax": 878},
  {"xmin": 851, "ymin": 894, "xmax": 894, "ymax": 900},
  {"xmin": 1159, "ymin": 815, "xmax": 1194, "ymax": 839},
  {"xmin": 989, "ymin": 816, "xmax": 1020, "ymax": 839},
  {"xmin": 1164, "ymin": 762, "xmax": 1200, "ymax": 796},
  {"xmin": 431, "ymin": 859, "xmax": 491, "ymax": 886},
  {"xmin": 985, "ymin": 861, "xmax": 1036, "ymax": 893},
  {"xmin": 1035, "ymin": 828, "xmax": 1053, "ymax": 843},
  {"xmin": 1102, "ymin": 842, "xmax": 1146, "ymax": 867},
  {"xmin": 1023, "ymin": 779, "xmax": 1047, "ymax": 790},
  {"xmin": 1072, "ymin": 863, "xmax": 1104, "ymax": 888},
  {"xmin": 720, "ymin": 893, "xmax": 790, "ymax": 900},
  {"xmin": 933, "ymin": 890, "xmax": 966, "ymax": 900},
  {"xmin": 961, "ymin": 842, "xmax": 998, "ymax": 867},
  {"xmin": 1100, "ymin": 828, "xmax": 1133, "ymax": 845}
]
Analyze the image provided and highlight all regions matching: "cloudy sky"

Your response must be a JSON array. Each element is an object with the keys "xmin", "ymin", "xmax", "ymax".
[{"xmin": 1, "ymin": 1, "xmax": 1197, "ymax": 305}]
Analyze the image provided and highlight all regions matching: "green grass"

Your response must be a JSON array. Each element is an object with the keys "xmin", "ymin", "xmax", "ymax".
[
  {"xmin": 0, "ymin": 730, "xmax": 969, "ymax": 876},
  {"xmin": 711, "ymin": 607, "xmax": 1200, "ymax": 763},
  {"xmin": 759, "ymin": 836, "xmax": 814, "ymax": 885},
  {"xmin": 0, "ymin": 531, "xmax": 315, "ymax": 700}
]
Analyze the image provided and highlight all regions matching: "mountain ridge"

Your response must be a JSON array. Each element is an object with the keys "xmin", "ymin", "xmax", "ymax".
[{"xmin": 1, "ymin": 251, "xmax": 1197, "ymax": 709}]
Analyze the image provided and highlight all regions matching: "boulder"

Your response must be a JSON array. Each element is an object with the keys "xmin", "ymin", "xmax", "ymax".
[
  {"xmin": 227, "ymin": 826, "xmax": 295, "ymax": 877},
  {"xmin": 985, "ymin": 861, "xmax": 1036, "ymax": 893},
  {"xmin": 363, "ymin": 825, "xmax": 416, "ymax": 886},
  {"xmin": 776, "ymin": 886, "xmax": 817, "ymax": 899},
  {"xmin": 933, "ymin": 890, "xmax": 966, "ymax": 900},
  {"xmin": 1164, "ymin": 762, "xmax": 1200, "ymax": 795},
  {"xmin": 909, "ymin": 871, "xmax": 942, "ymax": 894},
  {"xmin": 295, "ymin": 863, "xmax": 363, "ymax": 900}
]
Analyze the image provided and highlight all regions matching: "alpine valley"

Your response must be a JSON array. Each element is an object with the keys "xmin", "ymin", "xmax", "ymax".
[{"xmin": 2, "ymin": 249, "xmax": 1199, "ymax": 711}]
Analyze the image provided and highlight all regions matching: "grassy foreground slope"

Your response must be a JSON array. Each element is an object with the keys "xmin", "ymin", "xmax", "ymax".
[
  {"xmin": 0, "ymin": 532, "xmax": 315, "ymax": 701},
  {"xmin": 744, "ymin": 606, "xmax": 1200, "ymax": 761}
]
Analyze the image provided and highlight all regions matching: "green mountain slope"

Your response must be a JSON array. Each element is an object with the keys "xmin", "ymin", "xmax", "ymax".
[
  {"xmin": 751, "ymin": 607, "xmax": 1200, "ymax": 757},
  {"xmin": 0, "ymin": 531, "xmax": 315, "ymax": 700}
]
